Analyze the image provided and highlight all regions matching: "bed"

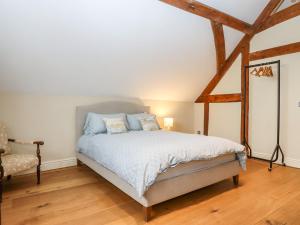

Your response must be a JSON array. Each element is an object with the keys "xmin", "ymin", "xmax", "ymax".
[{"xmin": 75, "ymin": 101, "xmax": 246, "ymax": 221}]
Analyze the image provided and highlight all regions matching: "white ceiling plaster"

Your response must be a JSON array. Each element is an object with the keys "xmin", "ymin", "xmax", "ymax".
[
  {"xmin": 276, "ymin": 0, "xmax": 298, "ymax": 11},
  {"xmin": 0, "ymin": 0, "xmax": 271, "ymax": 101},
  {"xmin": 223, "ymin": 27, "xmax": 244, "ymax": 58},
  {"xmin": 199, "ymin": 0, "xmax": 269, "ymax": 24}
]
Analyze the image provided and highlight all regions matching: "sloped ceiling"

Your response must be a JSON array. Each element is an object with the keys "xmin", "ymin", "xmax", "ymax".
[
  {"xmin": 0, "ymin": 0, "xmax": 269, "ymax": 101},
  {"xmin": 277, "ymin": 0, "xmax": 299, "ymax": 11}
]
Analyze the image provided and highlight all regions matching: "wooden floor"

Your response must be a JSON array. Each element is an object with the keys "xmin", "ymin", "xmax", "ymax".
[{"xmin": 2, "ymin": 160, "xmax": 300, "ymax": 225}]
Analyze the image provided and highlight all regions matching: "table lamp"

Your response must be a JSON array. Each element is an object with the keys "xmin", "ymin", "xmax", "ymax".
[{"xmin": 164, "ymin": 117, "xmax": 174, "ymax": 130}]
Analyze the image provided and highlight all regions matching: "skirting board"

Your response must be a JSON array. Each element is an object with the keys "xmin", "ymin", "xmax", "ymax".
[
  {"xmin": 15, "ymin": 153, "xmax": 300, "ymax": 176},
  {"xmin": 41, "ymin": 157, "xmax": 77, "ymax": 171},
  {"xmin": 17, "ymin": 157, "xmax": 77, "ymax": 175},
  {"xmin": 252, "ymin": 151, "xmax": 300, "ymax": 169}
]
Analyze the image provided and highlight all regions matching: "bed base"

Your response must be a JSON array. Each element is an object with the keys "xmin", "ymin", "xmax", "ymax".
[{"xmin": 76, "ymin": 153, "xmax": 240, "ymax": 222}]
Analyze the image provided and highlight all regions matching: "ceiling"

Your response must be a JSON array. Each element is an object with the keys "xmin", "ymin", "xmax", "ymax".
[
  {"xmin": 277, "ymin": 0, "xmax": 299, "ymax": 11},
  {"xmin": 0, "ymin": 0, "xmax": 272, "ymax": 101}
]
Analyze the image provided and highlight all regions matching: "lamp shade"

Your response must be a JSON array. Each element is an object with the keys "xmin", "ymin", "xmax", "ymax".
[{"xmin": 164, "ymin": 117, "xmax": 174, "ymax": 130}]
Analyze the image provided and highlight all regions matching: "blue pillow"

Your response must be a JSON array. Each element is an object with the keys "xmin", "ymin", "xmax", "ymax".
[
  {"xmin": 83, "ymin": 113, "xmax": 127, "ymax": 135},
  {"xmin": 127, "ymin": 113, "xmax": 159, "ymax": 131}
]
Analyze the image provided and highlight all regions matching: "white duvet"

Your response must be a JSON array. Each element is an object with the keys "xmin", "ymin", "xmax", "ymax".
[{"xmin": 77, "ymin": 131, "xmax": 246, "ymax": 197}]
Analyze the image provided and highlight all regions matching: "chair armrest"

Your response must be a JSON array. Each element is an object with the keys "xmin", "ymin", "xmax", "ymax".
[
  {"xmin": 8, "ymin": 139, "xmax": 44, "ymax": 146},
  {"xmin": 8, "ymin": 139, "xmax": 43, "ymax": 169}
]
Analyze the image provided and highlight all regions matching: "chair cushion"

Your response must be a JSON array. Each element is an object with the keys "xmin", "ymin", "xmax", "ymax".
[
  {"xmin": 0, "ymin": 123, "xmax": 12, "ymax": 155},
  {"xmin": 2, "ymin": 154, "xmax": 38, "ymax": 176}
]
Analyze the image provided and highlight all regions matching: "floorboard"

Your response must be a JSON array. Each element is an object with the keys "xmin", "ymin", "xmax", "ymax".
[{"xmin": 2, "ymin": 159, "xmax": 300, "ymax": 225}]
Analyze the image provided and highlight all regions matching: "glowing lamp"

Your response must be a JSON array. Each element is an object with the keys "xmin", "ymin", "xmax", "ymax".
[{"xmin": 164, "ymin": 117, "xmax": 174, "ymax": 130}]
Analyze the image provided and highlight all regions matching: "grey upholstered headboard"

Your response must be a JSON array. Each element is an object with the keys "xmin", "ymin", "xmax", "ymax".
[{"xmin": 75, "ymin": 101, "xmax": 150, "ymax": 140}]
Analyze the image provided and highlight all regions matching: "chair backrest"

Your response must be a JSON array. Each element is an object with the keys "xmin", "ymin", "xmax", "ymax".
[{"xmin": 0, "ymin": 122, "xmax": 12, "ymax": 155}]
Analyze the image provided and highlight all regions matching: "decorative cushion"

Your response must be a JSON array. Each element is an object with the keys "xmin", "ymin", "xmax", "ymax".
[
  {"xmin": 127, "ymin": 113, "xmax": 160, "ymax": 131},
  {"xmin": 83, "ymin": 113, "xmax": 128, "ymax": 135},
  {"xmin": 0, "ymin": 122, "xmax": 12, "ymax": 155},
  {"xmin": 103, "ymin": 117, "xmax": 128, "ymax": 134},
  {"xmin": 139, "ymin": 118, "xmax": 160, "ymax": 131},
  {"xmin": 2, "ymin": 154, "xmax": 38, "ymax": 176}
]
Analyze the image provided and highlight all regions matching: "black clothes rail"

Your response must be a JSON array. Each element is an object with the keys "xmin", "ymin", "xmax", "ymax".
[{"xmin": 242, "ymin": 60, "xmax": 285, "ymax": 171}]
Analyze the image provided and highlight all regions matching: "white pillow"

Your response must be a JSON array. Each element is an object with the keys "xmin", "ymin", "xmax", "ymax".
[
  {"xmin": 83, "ymin": 113, "xmax": 128, "ymax": 135},
  {"xmin": 139, "ymin": 118, "xmax": 160, "ymax": 131},
  {"xmin": 103, "ymin": 117, "xmax": 128, "ymax": 134},
  {"xmin": 127, "ymin": 113, "xmax": 160, "ymax": 130}
]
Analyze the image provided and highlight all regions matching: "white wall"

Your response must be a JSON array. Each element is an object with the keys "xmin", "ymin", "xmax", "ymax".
[
  {"xmin": 143, "ymin": 99, "xmax": 194, "ymax": 133},
  {"xmin": 0, "ymin": 0, "xmax": 268, "ymax": 102},
  {"xmin": 0, "ymin": 92, "xmax": 194, "ymax": 171},
  {"xmin": 194, "ymin": 56, "xmax": 242, "ymax": 142},
  {"xmin": 194, "ymin": 17, "xmax": 300, "ymax": 168},
  {"xmin": 249, "ymin": 17, "xmax": 300, "ymax": 167}
]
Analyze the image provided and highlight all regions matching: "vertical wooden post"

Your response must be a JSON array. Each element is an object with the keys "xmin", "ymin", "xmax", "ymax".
[
  {"xmin": 204, "ymin": 102, "xmax": 209, "ymax": 136},
  {"xmin": 241, "ymin": 42, "xmax": 250, "ymax": 144}
]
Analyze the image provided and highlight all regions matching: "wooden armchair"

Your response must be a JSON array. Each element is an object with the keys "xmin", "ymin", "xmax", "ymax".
[{"xmin": 0, "ymin": 123, "xmax": 44, "ymax": 203}]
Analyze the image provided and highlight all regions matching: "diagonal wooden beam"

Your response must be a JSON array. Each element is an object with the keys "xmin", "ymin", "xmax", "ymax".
[
  {"xmin": 257, "ymin": 3, "xmax": 300, "ymax": 33},
  {"xmin": 160, "ymin": 0, "xmax": 252, "ymax": 34},
  {"xmin": 210, "ymin": 21, "xmax": 226, "ymax": 72},
  {"xmin": 195, "ymin": 93, "xmax": 242, "ymax": 103},
  {"xmin": 250, "ymin": 42, "xmax": 300, "ymax": 61},
  {"xmin": 196, "ymin": 0, "xmax": 283, "ymax": 101}
]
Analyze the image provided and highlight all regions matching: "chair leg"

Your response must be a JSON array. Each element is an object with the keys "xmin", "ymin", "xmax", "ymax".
[
  {"xmin": 6, "ymin": 175, "xmax": 11, "ymax": 181},
  {"xmin": 143, "ymin": 206, "xmax": 152, "ymax": 222},
  {"xmin": 37, "ymin": 165, "xmax": 41, "ymax": 185},
  {"xmin": 0, "ymin": 177, "xmax": 2, "ymax": 203},
  {"xmin": 233, "ymin": 175, "xmax": 239, "ymax": 186},
  {"xmin": 0, "ymin": 156, "xmax": 4, "ymax": 204},
  {"xmin": 0, "ymin": 180, "xmax": 2, "ymax": 225}
]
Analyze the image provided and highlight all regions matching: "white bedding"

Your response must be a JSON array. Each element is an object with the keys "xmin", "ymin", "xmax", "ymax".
[{"xmin": 77, "ymin": 130, "xmax": 246, "ymax": 197}]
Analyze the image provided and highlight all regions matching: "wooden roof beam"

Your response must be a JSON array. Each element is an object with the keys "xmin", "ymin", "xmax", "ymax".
[
  {"xmin": 195, "ymin": 0, "xmax": 283, "ymax": 101},
  {"xmin": 257, "ymin": 3, "xmax": 300, "ymax": 33},
  {"xmin": 160, "ymin": 0, "xmax": 252, "ymax": 34},
  {"xmin": 250, "ymin": 42, "xmax": 300, "ymax": 61},
  {"xmin": 210, "ymin": 21, "xmax": 226, "ymax": 72}
]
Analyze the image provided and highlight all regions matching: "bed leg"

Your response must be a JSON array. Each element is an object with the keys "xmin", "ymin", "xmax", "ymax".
[
  {"xmin": 77, "ymin": 159, "xmax": 83, "ymax": 167},
  {"xmin": 233, "ymin": 175, "xmax": 239, "ymax": 186},
  {"xmin": 143, "ymin": 206, "xmax": 152, "ymax": 222}
]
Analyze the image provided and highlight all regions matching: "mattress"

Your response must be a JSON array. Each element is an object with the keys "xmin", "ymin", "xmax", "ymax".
[
  {"xmin": 156, "ymin": 153, "xmax": 236, "ymax": 182},
  {"xmin": 77, "ymin": 131, "xmax": 245, "ymax": 196}
]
